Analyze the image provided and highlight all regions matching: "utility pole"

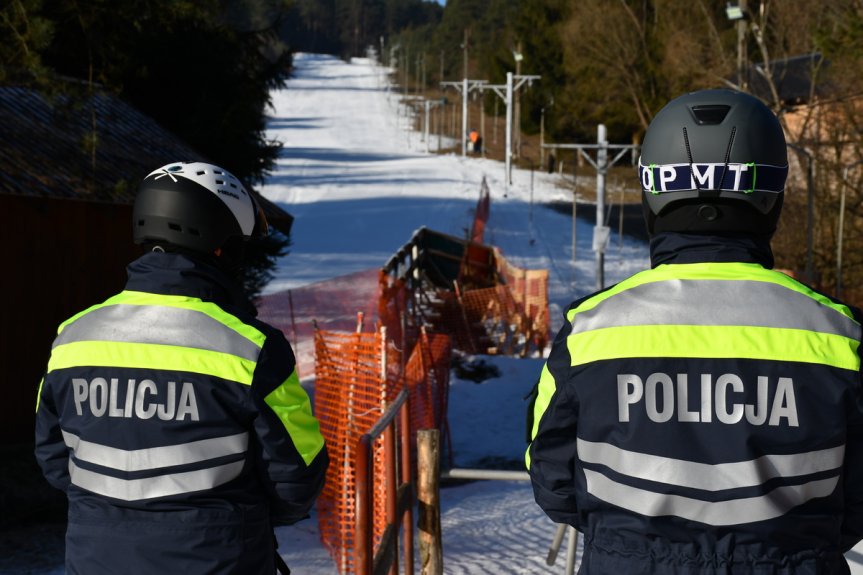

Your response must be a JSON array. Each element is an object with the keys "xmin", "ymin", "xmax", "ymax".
[
  {"xmin": 416, "ymin": 98, "xmax": 445, "ymax": 154},
  {"xmin": 404, "ymin": 47, "xmax": 410, "ymax": 96},
  {"xmin": 480, "ymin": 92, "xmax": 486, "ymax": 158},
  {"xmin": 463, "ymin": 28, "xmax": 469, "ymax": 79},
  {"xmin": 506, "ymin": 74, "xmax": 513, "ymax": 181},
  {"xmin": 540, "ymin": 107, "xmax": 545, "ymax": 169},
  {"xmin": 542, "ymin": 130, "xmax": 639, "ymax": 291},
  {"xmin": 513, "ymin": 41, "xmax": 523, "ymax": 159},
  {"xmin": 441, "ymin": 79, "xmax": 487, "ymax": 156},
  {"xmin": 437, "ymin": 100, "xmax": 442, "ymax": 151},
  {"xmin": 493, "ymin": 99, "xmax": 499, "ymax": 145},
  {"xmin": 483, "ymin": 73, "xmax": 541, "ymax": 193}
]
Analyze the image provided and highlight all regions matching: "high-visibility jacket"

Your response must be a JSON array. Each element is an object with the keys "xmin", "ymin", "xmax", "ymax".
[
  {"xmin": 35, "ymin": 251, "xmax": 329, "ymax": 575},
  {"xmin": 527, "ymin": 233, "xmax": 863, "ymax": 574}
]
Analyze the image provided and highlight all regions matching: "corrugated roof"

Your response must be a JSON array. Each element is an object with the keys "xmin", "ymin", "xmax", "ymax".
[
  {"xmin": 0, "ymin": 86, "xmax": 202, "ymax": 204},
  {"xmin": 0, "ymin": 85, "xmax": 293, "ymax": 235}
]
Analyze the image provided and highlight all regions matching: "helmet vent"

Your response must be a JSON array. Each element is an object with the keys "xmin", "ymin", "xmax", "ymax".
[
  {"xmin": 168, "ymin": 223, "xmax": 182, "ymax": 232},
  {"xmin": 690, "ymin": 105, "xmax": 730, "ymax": 125}
]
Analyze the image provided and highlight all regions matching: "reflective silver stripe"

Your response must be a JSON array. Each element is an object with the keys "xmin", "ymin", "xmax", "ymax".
[
  {"xmin": 62, "ymin": 431, "xmax": 248, "ymax": 472},
  {"xmin": 53, "ymin": 304, "xmax": 262, "ymax": 361},
  {"xmin": 584, "ymin": 468, "xmax": 839, "ymax": 526},
  {"xmin": 68, "ymin": 459, "xmax": 245, "ymax": 501},
  {"xmin": 578, "ymin": 439, "xmax": 844, "ymax": 491},
  {"xmin": 572, "ymin": 280, "xmax": 861, "ymax": 340}
]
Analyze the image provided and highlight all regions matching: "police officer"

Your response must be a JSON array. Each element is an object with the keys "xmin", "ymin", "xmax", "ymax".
[
  {"xmin": 526, "ymin": 90, "xmax": 863, "ymax": 573},
  {"xmin": 35, "ymin": 161, "xmax": 329, "ymax": 574}
]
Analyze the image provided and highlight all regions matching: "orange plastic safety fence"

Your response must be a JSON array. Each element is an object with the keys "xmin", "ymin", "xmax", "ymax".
[
  {"xmin": 314, "ymin": 329, "xmax": 391, "ymax": 575},
  {"xmin": 428, "ymin": 251, "xmax": 550, "ymax": 356},
  {"xmin": 377, "ymin": 270, "xmax": 410, "ymax": 356},
  {"xmin": 490, "ymin": 248, "xmax": 550, "ymax": 353},
  {"xmin": 378, "ymin": 270, "xmax": 452, "ymax": 442},
  {"xmin": 314, "ymin": 231, "xmax": 545, "ymax": 575},
  {"xmin": 403, "ymin": 330, "xmax": 452, "ymax": 438},
  {"xmin": 314, "ymin": 321, "xmax": 451, "ymax": 574}
]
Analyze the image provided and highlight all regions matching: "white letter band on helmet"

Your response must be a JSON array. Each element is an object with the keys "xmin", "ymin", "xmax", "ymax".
[
  {"xmin": 147, "ymin": 162, "xmax": 257, "ymax": 238},
  {"xmin": 638, "ymin": 159, "xmax": 788, "ymax": 196}
]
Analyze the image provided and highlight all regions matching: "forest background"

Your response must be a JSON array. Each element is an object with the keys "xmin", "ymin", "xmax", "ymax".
[{"xmin": 3, "ymin": 0, "xmax": 863, "ymax": 305}]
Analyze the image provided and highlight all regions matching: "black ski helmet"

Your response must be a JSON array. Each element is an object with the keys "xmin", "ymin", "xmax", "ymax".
[
  {"xmin": 133, "ymin": 161, "xmax": 268, "ymax": 253},
  {"xmin": 638, "ymin": 89, "xmax": 788, "ymax": 236}
]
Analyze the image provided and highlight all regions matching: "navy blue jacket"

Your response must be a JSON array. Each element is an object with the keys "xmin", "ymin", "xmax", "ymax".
[
  {"xmin": 527, "ymin": 233, "xmax": 863, "ymax": 574},
  {"xmin": 35, "ymin": 252, "xmax": 328, "ymax": 575}
]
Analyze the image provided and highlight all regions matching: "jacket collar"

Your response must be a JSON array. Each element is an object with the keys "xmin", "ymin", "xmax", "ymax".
[
  {"xmin": 125, "ymin": 251, "xmax": 256, "ymax": 316},
  {"xmin": 649, "ymin": 232, "xmax": 775, "ymax": 269}
]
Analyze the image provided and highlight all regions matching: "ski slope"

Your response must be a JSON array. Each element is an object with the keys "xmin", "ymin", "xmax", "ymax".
[
  {"xmin": 260, "ymin": 53, "xmax": 863, "ymax": 575},
  {"xmin": 260, "ymin": 52, "xmax": 649, "ymax": 574},
  {"xmin": 259, "ymin": 53, "xmax": 649, "ymax": 324}
]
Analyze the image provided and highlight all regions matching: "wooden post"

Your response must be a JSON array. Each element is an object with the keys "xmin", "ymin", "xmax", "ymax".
[{"xmin": 417, "ymin": 429, "xmax": 442, "ymax": 575}]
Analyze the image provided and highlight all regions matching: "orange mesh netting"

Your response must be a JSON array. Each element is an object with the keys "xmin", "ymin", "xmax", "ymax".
[
  {"xmin": 314, "ymin": 328, "xmax": 391, "ymax": 574},
  {"xmin": 402, "ymin": 330, "xmax": 452, "ymax": 449},
  {"xmin": 491, "ymin": 247, "xmax": 550, "ymax": 353},
  {"xmin": 314, "ymin": 316, "xmax": 451, "ymax": 574},
  {"xmin": 419, "ymin": 251, "xmax": 549, "ymax": 357}
]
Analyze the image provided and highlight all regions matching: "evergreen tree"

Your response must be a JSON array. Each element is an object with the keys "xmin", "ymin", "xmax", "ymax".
[
  {"xmin": 0, "ymin": 0, "xmax": 294, "ymax": 301},
  {"xmin": 283, "ymin": 0, "xmax": 441, "ymax": 59},
  {"xmin": 0, "ymin": 0, "xmax": 54, "ymax": 84},
  {"xmin": 511, "ymin": 0, "xmax": 571, "ymax": 140}
]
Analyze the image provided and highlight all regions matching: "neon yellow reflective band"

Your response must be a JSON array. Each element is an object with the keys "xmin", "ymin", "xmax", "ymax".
[
  {"xmin": 526, "ymin": 363, "xmax": 557, "ymax": 469},
  {"xmin": 35, "ymin": 377, "xmax": 44, "ymax": 412},
  {"xmin": 568, "ymin": 263, "xmax": 857, "ymax": 323},
  {"xmin": 567, "ymin": 324, "xmax": 860, "ymax": 371},
  {"xmin": 264, "ymin": 370, "xmax": 325, "ymax": 466},
  {"xmin": 60, "ymin": 291, "xmax": 267, "ymax": 348},
  {"xmin": 48, "ymin": 341, "xmax": 257, "ymax": 385}
]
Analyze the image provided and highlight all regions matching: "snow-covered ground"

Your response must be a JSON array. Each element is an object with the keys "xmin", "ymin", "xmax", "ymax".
[{"xmin": 263, "ymin": 53, "xmax": 863, "ymax": 575}]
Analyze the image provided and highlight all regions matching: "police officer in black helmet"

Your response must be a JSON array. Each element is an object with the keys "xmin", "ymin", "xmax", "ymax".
[
  {"xmin": 527, "ymin": 90, "xmax": 863, "ymax": 573},
  {"xmin": 36, "ymin": 162, "xmax": 329, "ymax": 575}
]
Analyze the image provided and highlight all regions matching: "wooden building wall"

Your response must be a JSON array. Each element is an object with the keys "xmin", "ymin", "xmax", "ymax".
[{"xmin": 2, "ymin": 195, "xmax": 140, "ymax": 444}]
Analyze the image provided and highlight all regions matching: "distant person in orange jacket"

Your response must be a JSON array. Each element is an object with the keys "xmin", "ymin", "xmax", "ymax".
[{"xmin": 469, "ymin": 129, "xmax": 481, "ymax": 153}]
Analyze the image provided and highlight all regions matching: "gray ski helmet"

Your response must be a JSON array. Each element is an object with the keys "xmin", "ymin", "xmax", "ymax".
[
  {"xmin": 133, "ymin": 161, "xmax": 268, "ymax": 253},
  {"xmin": 638, "ymin": 89, "xmax": 788, "ymax": 235}
]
